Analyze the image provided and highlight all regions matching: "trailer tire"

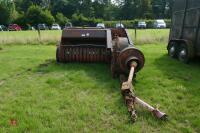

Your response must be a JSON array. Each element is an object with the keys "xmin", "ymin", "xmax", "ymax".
[
  {"xmin": 168, "ymin": 42, "xmax": 178, "ymax": 58},
  {"xmin": 56, "ymin": 47, "xmax": 60, "ymax": 63},
  {"xmin": 178, "ymin": 44, "xmax": 189, "ymax": 63}
]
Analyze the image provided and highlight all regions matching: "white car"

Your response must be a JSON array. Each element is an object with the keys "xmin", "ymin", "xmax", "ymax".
[
  {"xmin": 154, "ymin": 20, "xmax": 166, "ymax": 28},
  {"xmin": 116, "ymin": 23, "xmax": 124, "ymax": 28},
  {"xmin": 96, "ymin": 23, "xmax": 105, "ymax": 28},
  {"xmin": 51, "ymin": 24, "xmax": 61, "ymax": 30}
]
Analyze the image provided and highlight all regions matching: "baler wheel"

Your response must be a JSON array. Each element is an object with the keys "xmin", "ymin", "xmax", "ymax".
[{"xmin": 118, "ymin": 47, "xmax": 145, "ymax": 73}]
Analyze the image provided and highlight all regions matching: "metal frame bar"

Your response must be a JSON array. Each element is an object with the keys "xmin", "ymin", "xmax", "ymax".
[{"xmin": 180, "ymin": 0, "xmax": 189, "ymax": 39}]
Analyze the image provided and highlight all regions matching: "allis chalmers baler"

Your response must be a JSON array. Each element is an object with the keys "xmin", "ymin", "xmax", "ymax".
[{"xmin": 56, "ymin": 27, "xmax": 167, "ymax": 122}]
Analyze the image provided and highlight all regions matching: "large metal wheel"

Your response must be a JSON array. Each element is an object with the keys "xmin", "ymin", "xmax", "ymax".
[
  {"xmin": 118, "ymin": 47, "xmax": 145, "ymax": 73},
  {"xmin": 168, "ymin": 42, "xmax": 177, "ymax": 58},
  {"xmin": 178, "ymin": 44, "xmax": 189, "ymax": 63},
  {"xmin": 56, "ymin": 47, "xmax": 60, "ymax": 63}
]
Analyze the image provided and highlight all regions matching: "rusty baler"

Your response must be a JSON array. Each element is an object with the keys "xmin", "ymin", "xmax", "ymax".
[{"xmin": 56, "ymin": 27, "xmax": 167, "ymax": 122}]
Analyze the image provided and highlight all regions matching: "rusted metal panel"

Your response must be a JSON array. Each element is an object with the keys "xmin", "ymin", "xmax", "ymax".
[
  {"xmin": 57, "ymin": 27, "xmax": 145, "ymax": 74},
  {"xmin": 62, "ymin": 29, "xmax": 107, "ymax": 39}
]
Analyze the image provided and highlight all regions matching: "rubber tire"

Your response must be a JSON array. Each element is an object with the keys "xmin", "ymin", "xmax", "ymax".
[
  {"xmin": 168, "ymin": 42, "xmax": 178, "ymax": 58},
  {"xmin": 178, "ymin": 44, "xmax": 189, "ymax": 64},
  {"xmin": 56, "ymin": 47, "xmax": 60, "ymax": 63}
]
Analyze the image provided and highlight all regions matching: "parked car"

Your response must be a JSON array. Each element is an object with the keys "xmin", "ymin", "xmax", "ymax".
[
  {"xmin": 137, "ymin": 21, "xmax": 147, "ymax": 29},
  {"xmin": 8, "ymin": 24, "xmax": 22, "ymax": 31},
  {"xmin": 116, "ymin": 23, "xmax": 124, "ymax": 28},
  {"xmin": 65, "ymin": 22, "xmax": 73, "ymax": 28},
  {"xmin": 30, "ymin": 26, "xmax": 35, "ymax": 30},
  {"xmin": 154, "ymin": 19, "xmax": 166, "ymax": 28},
  {"xmin": 96, "ymin": 23, "xmax": 105, "ymax": 28},
  {"xmin": 38, "ymin": 24, "xmax": 49, "ymax": 30},
  {"xmin": 51, "ymin": 23, "xmax": 61, "ymax": 30},
  {"xmin": 0, "ymin": 25, "xmax": 7, "ymax": 31}
]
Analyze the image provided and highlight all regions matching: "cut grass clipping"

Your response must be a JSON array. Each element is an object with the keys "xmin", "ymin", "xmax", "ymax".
[{"xmin": 0, "ymin": 44, "xmax": 200, "ymax": 132}]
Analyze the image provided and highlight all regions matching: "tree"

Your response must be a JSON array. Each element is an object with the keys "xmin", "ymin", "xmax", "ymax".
[
  {"xmin": 120, "ymin": 0, "xmax": 138, "ymax": 20},
  {"xmin": 26, "ymin": 5, "xmax": 54, "ymax": 26},
  {"xmin": 55, "ymin": 13, "xmax": 69, "ymax": 26},
  {"xmin": 0, "ymin": 0, "xmax": 17, "ymax": 25},
  {"xmin": 51, "ymin": 0, "xmax": 78, "ymax": 18},
  {"xmin": 152, "ymin": 0, "xmax": 166, "ymax": 18},
  {"xmin": 71, "ymin": 13, "xmax": 89, "ymax": 26}
]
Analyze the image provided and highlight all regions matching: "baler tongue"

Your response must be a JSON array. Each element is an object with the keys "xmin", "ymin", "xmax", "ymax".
[{"xmin": 56, "ymin": 27, "xmax": 167, "ymax": 122}]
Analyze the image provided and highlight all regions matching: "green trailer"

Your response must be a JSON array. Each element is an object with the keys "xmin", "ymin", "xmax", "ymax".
[{"xmin": 168, "ymin": 0, "xmax": 200, "ymax": 63}]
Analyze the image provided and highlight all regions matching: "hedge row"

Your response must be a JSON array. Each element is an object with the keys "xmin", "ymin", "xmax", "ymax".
[{"xmin": 103, "ymin": 19, "xmax": 171, "ymax": 28}]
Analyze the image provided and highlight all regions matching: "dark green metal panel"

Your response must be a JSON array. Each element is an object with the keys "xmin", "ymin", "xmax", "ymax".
[{"xmin": 169, "ymin": 0, "xmax": 200, "ymax": 55}]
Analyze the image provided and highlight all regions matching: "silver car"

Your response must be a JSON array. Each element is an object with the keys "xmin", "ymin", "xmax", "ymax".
[
  {"xmin": 116, "ymin": 23, "xmax": 124, "ymax": 28},
  {"xmin": 154, "ymin": 20, "xmax": 166, "ymax": 28},
  {"xmin": 96, "ymin": 23, "xmax": 105, "ymax": 28},
  {"xmin": 51, "ymin": 24, "xmax": 61, "ymax": 30},
  {"xmin": 138, "ymin": 21, "xmax": 147, "ymax": 29}
]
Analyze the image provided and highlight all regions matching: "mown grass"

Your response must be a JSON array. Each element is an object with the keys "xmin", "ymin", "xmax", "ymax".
[
  {"xmin": 0, "ymin": 29, "xmax": 169, "ymax": 45},
  {"xmin": 0, "ymin": 44, "xmax": 200, "ymax": 132},
  {"xmin": 129, "ymin": 29, "xmax": 170, "ymax": 45}
]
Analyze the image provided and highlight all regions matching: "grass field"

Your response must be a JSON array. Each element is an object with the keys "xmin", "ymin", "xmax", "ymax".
[
  {"xmin": 0, "ymin": 29, "xmax": 169, "ymax": 45},
  {"xmin": 129, "ymin": 29, "xmax": 170, "ymax": 44},
  {"xmin": 0, "ymin": 29, "xmax": 200, "ymax": 132}
]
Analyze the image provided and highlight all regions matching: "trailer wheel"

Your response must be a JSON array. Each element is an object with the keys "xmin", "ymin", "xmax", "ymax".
[
  {"xmin": 178, "ymin": 44, "xmax": 189, "ymax": 63},
  {"xmin": 56, "ymin": 47, "xmax": 60, "ymax": 63},
  {"xmin": 168, "ymin": 42, "xmax": 177, "ymax": 58}
]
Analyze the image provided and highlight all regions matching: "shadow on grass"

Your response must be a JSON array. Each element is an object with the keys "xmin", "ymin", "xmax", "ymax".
[
  {"xmin": 154, "ymin": 54, "xmax": 200, "ymax": 84},
  {"xmin": 35, "ymin": 59, "xmax": 121, "ymax": 94},
  {"xmin": 154, "ymin": 54, "xmax": 200, "ymax": 97}
]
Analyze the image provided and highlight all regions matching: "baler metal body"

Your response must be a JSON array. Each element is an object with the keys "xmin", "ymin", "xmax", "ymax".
[{"xmin": 56, "ymin": 28, "xmax": 144, "ymax": 77}]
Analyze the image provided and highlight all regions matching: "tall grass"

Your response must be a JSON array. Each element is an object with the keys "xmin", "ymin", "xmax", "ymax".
[
  {"xmin": 0, "ymin": 29, "xmax": 170, "ymax": 45},
  {"xmin": 129, "ymin": 29, "xmax": 170, "ymax": 45},
  {"xmin": 0, "ymin": 30, "xmax": 62, "ymax": 45}
]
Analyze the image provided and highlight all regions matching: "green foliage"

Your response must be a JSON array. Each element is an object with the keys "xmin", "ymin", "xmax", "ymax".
[
  {"xmin": 71, "ymin": 14, "xmax": 89, "ymax": 26},
  {"xmin": 42, "ymin": 10, "xmax": 55, "ymax": 25},
  {"xmin": 71, "ymin": 13, "xmax": 102, "ymax": 26},
  {"xmin": 55, "ymin": 13, "xmax": 69, "ymax": 26},
  {"xmin": 13, "ymin": 12, "xmax": 27, "ymax": 27},
  {"xmin": 0, "ymin": 0, "xmax": 174, "ymax": 28},
  {"xmin": 0, "ymin": 0, "xmax": 16, "ymax": 25},
  {"xmin": 26, "ymin": 5, "xmax": 54, "ymax": 26}
]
